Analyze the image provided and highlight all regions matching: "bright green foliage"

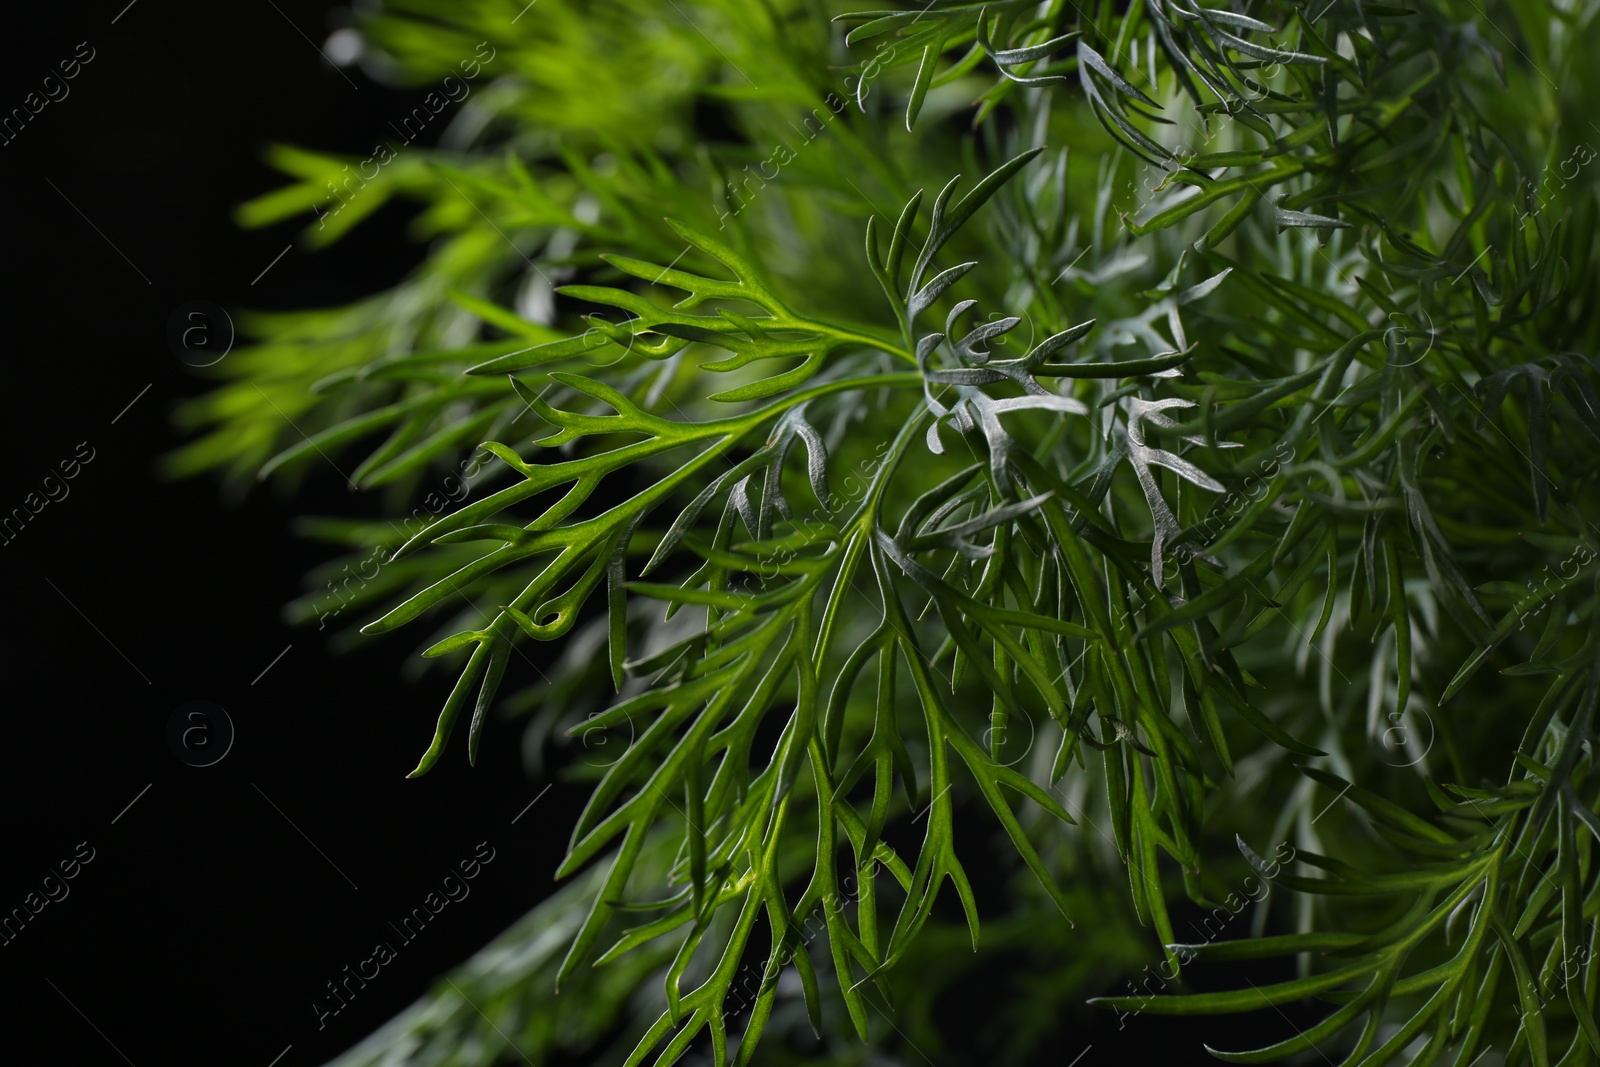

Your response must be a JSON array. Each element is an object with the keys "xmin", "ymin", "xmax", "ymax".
[{"xmin": 178, "ymin": 0, "xmax": 1600, "ymax": 1063}]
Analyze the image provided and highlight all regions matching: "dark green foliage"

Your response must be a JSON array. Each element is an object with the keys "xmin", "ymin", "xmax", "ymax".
[{"xmin": 178, "ymin": 1, "xmax": 1600, "ymax": 1063}]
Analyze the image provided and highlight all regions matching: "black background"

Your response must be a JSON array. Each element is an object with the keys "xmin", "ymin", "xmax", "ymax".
[
  {"xmin": 0, "ymin": 4, "xmax": 1299, "ymax": 1064},
  {"xmin": 1, "ymin": 4, "xmax": 588, "ymax": 1065}
]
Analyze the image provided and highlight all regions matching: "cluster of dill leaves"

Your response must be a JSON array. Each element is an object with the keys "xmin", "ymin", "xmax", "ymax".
[{"xmin": 176, "ymin": 2, "xmax": 1600, "ymax": 1064}]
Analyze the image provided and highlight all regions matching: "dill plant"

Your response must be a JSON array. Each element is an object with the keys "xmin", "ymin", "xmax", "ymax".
[{"xmin": 175, "ymin": 1, "xmax": 1600, "ymax": 1063}]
